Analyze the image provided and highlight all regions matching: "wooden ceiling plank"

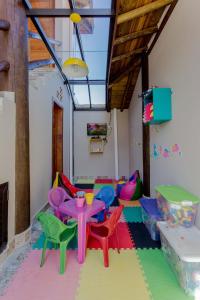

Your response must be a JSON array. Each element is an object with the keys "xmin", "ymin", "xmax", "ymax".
[
  {"xmin": 114, "ymin": 25, "xmax": 158, "ymax": 45},
  {"xmin": 117, "ymin": 0, "xmax": 175, "ymax": 25},
  {"xmin": 109, "ymin": 59, "xmax": 141, "ymax": 86},
  {"xmin": 112, "ymin": 46, "xmax": 147, "ymax": 63}
]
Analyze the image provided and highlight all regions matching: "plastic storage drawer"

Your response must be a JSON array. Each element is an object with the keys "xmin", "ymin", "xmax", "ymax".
[
  {"xmin": 139, "ymin": 198, "xmax": 162, "ymax": 241},
  {"xmin": 156, "ymin": 185, "xmax": 200, "ymax": 227},
  {"xmin": 158, "ymin": 222, "xmax": 200, "ymax": 296}
]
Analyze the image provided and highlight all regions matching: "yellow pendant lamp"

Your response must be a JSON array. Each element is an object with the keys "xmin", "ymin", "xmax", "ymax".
[
  {"xmin": 62, "ymin": 12, "xmax": 89, "ymax": 78},
  {"xmin": 63, "ymin": 57, "xmax": 89, "ymax": 78}
]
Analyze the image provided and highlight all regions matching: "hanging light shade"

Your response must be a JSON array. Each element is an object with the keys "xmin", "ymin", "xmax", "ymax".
[
  {"xmin": 70, "ymin": 12, "xmax": 81, "ymax": 23},
  {"xmin": 62, "ymin": 57, "xmax": 89, "ymax": 78}
]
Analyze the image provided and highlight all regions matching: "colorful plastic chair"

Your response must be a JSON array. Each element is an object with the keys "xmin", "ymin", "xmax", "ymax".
[
  {"xmin": 37, "ymin": 212, "xmax": 77, "ymax": 274},
  {"xmin": 48, "ymin": 187, "xmax": 72, "ymax": 221},
  {"xmin": 87, "ymin": 205, "xmax": 124, "ymax": 267},
  {"xmin": 95, "ymin": 186, "xmax": 115, "ymax": 222}
]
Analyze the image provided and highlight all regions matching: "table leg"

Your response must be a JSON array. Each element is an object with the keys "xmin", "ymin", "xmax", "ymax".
[{"xmin": 77, "ymin": 213, "xmax": 86, "ymax": 264}]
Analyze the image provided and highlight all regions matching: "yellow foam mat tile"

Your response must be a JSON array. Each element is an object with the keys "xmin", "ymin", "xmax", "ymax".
[{"xmin": 76, "ymin": 249, "xmax": 150, "ymax": 300}]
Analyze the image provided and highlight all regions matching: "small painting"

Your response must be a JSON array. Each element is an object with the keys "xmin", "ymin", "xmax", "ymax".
[{"xmin": 87, "ymin": 123, "xmax": 107, "ymax": 136}]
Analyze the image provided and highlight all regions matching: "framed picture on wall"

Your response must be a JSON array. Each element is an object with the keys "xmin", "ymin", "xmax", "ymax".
[{"xmin": 87, "ymin": 123, "xmax": 107, "ymax": 136}]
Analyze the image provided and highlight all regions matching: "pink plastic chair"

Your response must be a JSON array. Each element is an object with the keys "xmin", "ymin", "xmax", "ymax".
[{"xmin": 48, "ymin": 187, "xmax": 72, "ymax": 221}]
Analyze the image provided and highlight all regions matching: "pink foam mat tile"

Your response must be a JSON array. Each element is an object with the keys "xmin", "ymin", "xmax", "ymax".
[
  {"xmin": 87, "ymin": 222, "xmax": 135, "ymax": 249},
  {"xmin": 1, "ymin": 250, "xmax": 81, "ymax": 300}
]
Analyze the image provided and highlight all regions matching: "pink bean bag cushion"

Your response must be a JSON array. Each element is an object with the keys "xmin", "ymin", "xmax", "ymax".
[{"xmin": 120, "ymin": 180, "xmax": 137, "ymax": 201}]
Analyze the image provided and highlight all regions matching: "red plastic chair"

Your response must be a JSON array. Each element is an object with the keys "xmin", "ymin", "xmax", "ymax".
[{"xmin": 86, "ymin": 205, "xmax": 124, "ymax": 267}]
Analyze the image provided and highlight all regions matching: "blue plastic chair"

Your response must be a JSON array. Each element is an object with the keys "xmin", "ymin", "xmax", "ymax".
[{"xmin": 94, "ymin": 186, "xmax": 115, "ymax": 222}]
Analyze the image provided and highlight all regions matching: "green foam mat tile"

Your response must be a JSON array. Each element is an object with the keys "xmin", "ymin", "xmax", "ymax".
[
  {"xmin": 137, "ymin": 249, "xmax": 193, "ymax": 300},
  {"xmin": 94, "ymin": 184, "xmax": 114, "ymax": 190},
  {"xmin": 75, "ymin": 178, "xmax": 95, "ymax": 184},
  {"xmin": 123, "ymin": 207, "xmax": 143, "ymax": 222},
  {"xmin": 32, "ymin": 233, "xmax": 78, "ymax": 250}
]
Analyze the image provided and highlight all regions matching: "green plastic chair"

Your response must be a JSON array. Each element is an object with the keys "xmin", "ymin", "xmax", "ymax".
[{"xmin": 36, "ymin": 212, "xmax": 77, "ymax": 274}]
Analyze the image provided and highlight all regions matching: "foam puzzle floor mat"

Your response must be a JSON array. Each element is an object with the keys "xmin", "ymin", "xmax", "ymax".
[
  {"xmin": 137, "ymin": 249, "xmax": 193, "ymax": 300},
  {"xmin": 75, "ymin": 183, "xmax": 94, "ymax": 189},
  {"xmin": 127, "ymin": 222, "xmax": 161, "ymax": 249},
  {"xmin": 76, "ymin": 250, "xmax": 150, "ymax": 300},
  {"xmin": 0, "ymin": 250, "xmax": 81, "ymax": 300},
  {"xmin": 123, "ymin": 207, "xmax": 143, "ymax": 222}
]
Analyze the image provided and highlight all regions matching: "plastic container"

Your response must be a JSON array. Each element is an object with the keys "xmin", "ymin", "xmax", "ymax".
[
  {"xmin": 75, "ymin": 197, "xmax": 85, "ymax": 208},
  {"xmin": 139, "ymin": 198, "xmax": 162, "ymax": 241},
  {"xmin": 156, "ymin": 185, "xmax": 200, "ymax": 227},
  {"xmin": 85, "ymin": 193, "xmax": 94, "ymax": 205},
  {"xmin": 158, "ymin": 222, "xmax": 200, "ymax": 296}
]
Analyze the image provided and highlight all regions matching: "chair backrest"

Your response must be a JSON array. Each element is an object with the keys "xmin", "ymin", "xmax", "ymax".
[
  {"xmin": 95, "ymin": 186, "xmax": 115, "ymax": 209},
  {"xmin": 37, "ymin": 212, "xmax": 67, "ymax": 243},
  {"xmin": 37, "ymin": 212, "xmax": 77, "ymax": 243},
  {"xmin": 48, "ymin": 187, "xmax": 67, "ymax": 210},
  {"xmin": 106, "ymin": 205, "xmax": 124, "ymax": 236}
]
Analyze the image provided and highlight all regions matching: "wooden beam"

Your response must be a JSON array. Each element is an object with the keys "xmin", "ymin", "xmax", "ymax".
[
  {"xmin": 0, "ymin": 19, "xmax": 10, "ymax": 31},
  {"xmin": 0, "ymin": 0, "xmax": 30, "ymax": 234},
  {"xmin": 29, "ymin": 59, "xmax": 54, "ymax": 70},
  {"xmin": 117, "ymin": 0, "xmax": 175, "ymax": 25},
  {"xmin": 106, "ymin": 0, "xmax": 120, "ymax": 111},
  {"xmin": 114, "ymin": 26, "xmax": 158, "ymax": 45},
  {"xmin": 0, "ymin": 60, "xmax": 10, "ymax": 72},
  {"xmin": 109, "ymin": 60, "xmax": 141, "ymax": 86},
  {"xmin": 112, "ymin": 47, "xmax": 146, "ymax": 63},
  {"xmin": 28, "ymin": 31, "xmax": 62, "ymax": 46},
  {"xmin": 147, "ymin": 1, "xmax": 178, "ymax": 55},
  {"xmin": 120, "ymin": 71, "xmax": 134, "ymax": 111},
  {"xmin": 142, "ymin": 54, "xmax": 150, "ymax": 196}
]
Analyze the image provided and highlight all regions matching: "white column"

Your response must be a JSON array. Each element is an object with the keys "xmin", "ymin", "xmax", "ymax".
[
  {"xmin": 113, "ymin": 108, "xmax": 119, "ymax": 180},
  {"xmin": 69, "ymin": 97, "xmax": 73, "ymax": 182}
]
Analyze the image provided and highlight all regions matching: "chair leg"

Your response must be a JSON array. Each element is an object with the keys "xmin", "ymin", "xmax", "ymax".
[
  {"xmin": 40, "ymin": 238, "xmax": 48, "ymax": 267},
  {"xmin": 102, "ymin": 238, "xmax": 109, "ymax": 268},
  {"xmin": 60, "ymin": 242, "xmax": 67, "ymax": 274},
  {"xmin": 115, "ymin": 226, "xmax": 120, "ymax": 254}
]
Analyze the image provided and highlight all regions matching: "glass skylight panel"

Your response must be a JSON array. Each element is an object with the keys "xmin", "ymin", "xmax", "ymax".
[
  {"xmin": 90, "ymin": 85, "xmax": 106, "ymax": 107},
  {"xmin": 73, "ymin": 85, "xmax": 90, "ymax": 107}
]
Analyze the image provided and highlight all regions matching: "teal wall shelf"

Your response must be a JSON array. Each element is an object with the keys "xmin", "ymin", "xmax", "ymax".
[{"xmin": 143, "ymin": 88, "xmax": 172, "ymax": 125}]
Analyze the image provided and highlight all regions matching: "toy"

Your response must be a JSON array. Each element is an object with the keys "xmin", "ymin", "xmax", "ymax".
[
  {"xmin": 120, "ymin": 180, "xmax": 136, "ymax": 201},
  {"xmin": 143, "ymin": 103, "xmax": 153, "ymax": 123}
]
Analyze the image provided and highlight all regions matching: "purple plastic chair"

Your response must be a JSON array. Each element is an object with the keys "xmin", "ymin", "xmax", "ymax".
[{"xmin": 48, "ymin": 187, "xmax": 72, "ymax": 221}]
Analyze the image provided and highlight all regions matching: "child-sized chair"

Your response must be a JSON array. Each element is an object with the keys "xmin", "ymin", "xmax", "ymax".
[
  {"xmin": 48, "ymin": 187, "xmax": 72, "ymax": 221},
  {"xmin": 86, "ymin": 205, "xmax": 124, "ymax": 267},
  {"xmin": 95, "ymin": 186, "xmax": 115, "ymax": 222},
  {"xmin": 37, "ymin": 212, "xmax": 77, "ymax": 274}
]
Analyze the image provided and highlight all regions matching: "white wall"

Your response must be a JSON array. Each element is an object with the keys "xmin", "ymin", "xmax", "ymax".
[
  {"xmin": 74, "ymin": 110, "xmax": 129, "ymax": 178},
  {"xmin": 0, "ymin": 92, "xmax": 15, "ymax": 241},
  {"xmin": 148, "ymin": 0, "xmax": 200, "ymax": 226},
  {"xmin": 128, "ymin": 72, "xmax": 143, "ymax": 179},
  {"xmin": 29, "ymin": 70, "xmax": 72, "ymax": 219},
  {"xmin": 117, "ymin": 110, "xmax": 130, "ymax": 178}
]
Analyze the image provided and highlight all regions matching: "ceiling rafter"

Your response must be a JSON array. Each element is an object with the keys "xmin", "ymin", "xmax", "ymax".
[
  {"xmin": 109, "ymin": 60, "xmax": 141, "ymax": 87},
  {"xmin": 117, "ymin": 0, "xmax": 175, "ymax": 25},
  {"xmin": 112, "ymin": 47, "xmax": 147, "ymax": 63},
  {"xmin": 114, "ymin": 26, "xmax": 158, "ymax": 46}
]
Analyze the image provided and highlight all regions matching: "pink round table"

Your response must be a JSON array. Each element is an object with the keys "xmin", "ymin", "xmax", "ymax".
[{"xmin": 59, "ymin": 199, "xmax": 105, "ymax": 264}]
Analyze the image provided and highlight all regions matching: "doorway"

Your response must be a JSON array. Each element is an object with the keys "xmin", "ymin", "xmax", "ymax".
[{"xmin": 52, "ymin": 102, "xmax": 63, "ymax": 181}]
